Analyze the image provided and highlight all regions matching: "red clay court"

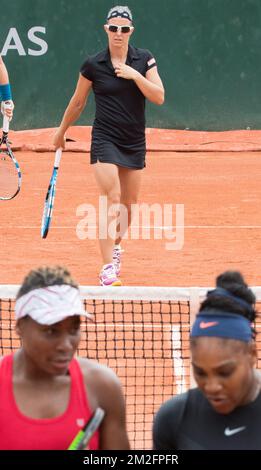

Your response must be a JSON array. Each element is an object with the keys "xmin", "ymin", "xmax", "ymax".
[{"xmin": 1, "ymin": 126, "xmax": 261, "ymax": 287}]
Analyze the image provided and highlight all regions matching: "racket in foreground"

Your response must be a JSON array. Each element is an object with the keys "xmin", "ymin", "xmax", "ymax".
[
  {"xmin": 41, "ymin": 148, "xmax": 62, "ymax": 238},
  {"xmin": 68, "ymin": 407, "xmax": 105, "ymax": 450},
  {"xmin": 0, "ymin": 113, "xmax": 22, "ymax": 200}
]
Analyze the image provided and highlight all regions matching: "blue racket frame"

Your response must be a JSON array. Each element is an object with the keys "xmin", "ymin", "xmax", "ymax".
[{"xmin": 41, "ymin": 148, "xmax": 62, "ymax": 238}]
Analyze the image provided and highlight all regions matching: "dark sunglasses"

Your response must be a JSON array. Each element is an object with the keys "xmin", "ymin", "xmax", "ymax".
[{"xmin": 106, "ymin": 24, "xmax": 134, "ymax": 34}]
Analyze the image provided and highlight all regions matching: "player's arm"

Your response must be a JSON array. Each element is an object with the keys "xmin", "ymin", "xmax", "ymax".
[
  {"xmin": 53, "ymin": 74, "xmax": 92, "ymax": 149},
  {"xmin": 82, "ymin": 362, "xmax": 130, "ymax": 450},
  {"xmin": 97, "ymin": 370, "xmax": 130, "ymax": 450},
  {"xmin": 0, "ymin": 55, "xmax": 9, "ymax": 84},
  {"xmin": 0, "ymin": 55, "xmax": 14, "ymax": 120},
  {"xmin": 135, "ymin": 66, "xmax": 164, "ymax": 105},
  {"xmin": 115, "ymin": 63, "xmax": 164, "ymax": 105}
]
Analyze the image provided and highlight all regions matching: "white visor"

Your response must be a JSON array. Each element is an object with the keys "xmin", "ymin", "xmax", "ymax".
[{"xmin": 15, "ymin": 285, "xmax": 92, "ymax": 325}]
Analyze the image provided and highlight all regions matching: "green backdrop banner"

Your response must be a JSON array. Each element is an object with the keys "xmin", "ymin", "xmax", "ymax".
[{"xmin": 1, "ymin": 0, "xmax": 261, "ymax": 130}]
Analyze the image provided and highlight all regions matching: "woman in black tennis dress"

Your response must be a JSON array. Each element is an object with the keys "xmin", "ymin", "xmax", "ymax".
[
  {"xmin": 53, "ymin": 5, "xmax": 164, "ymax": 286},
  {"xmin": 153, "ymin": 271, "xmax": 261, "ymax": 450}
]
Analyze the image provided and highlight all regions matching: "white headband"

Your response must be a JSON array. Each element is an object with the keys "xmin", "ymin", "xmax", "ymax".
[{"xmin": 15, "ymin": 285, "xmax": 92, "ymax": 325}]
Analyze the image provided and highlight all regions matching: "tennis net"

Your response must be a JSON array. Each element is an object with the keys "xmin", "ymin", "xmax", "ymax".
[{"xmin": 1, "ymin": 285, "xmax": 261, "ymax": 450}]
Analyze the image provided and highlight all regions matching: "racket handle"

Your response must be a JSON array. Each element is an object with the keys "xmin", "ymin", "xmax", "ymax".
[
  {"xmin": 68, "ymin": 407, "xmax": 105, "ymax": 450},
  {"xmin": 3, "ymin": 115, "xmax": 9, "ymax": 133},
  {"xmin": 54, "ymin": 147, "xmax": 62, "ymax": 167},
  {"xmin": 2, "ymin": 102, "xmax": 13, "ymax": 133}
]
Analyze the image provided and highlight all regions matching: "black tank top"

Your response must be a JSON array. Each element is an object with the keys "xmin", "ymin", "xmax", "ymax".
[{"xmin": 153, "ymin": 388, "xmax": 261, "ymax": 450}]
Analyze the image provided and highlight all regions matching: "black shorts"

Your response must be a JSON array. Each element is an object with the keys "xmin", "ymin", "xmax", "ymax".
[{"xmin": 90, "ymin": 139, "xmax": 146, "ymax": 169}]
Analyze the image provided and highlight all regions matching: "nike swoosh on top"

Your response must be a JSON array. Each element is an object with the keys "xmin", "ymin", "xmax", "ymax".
[
  {"xmin": 199, "ymin": 321, "xmax": 219, "ymax": 329},
  {"xmin": 224, "ymin": 426, "xmax": 246, "ymax": 436}
]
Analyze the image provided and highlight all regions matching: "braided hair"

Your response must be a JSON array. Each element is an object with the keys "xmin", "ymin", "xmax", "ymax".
[{"xmin": 16, "ymin": 266, "xmax": 78, "ymax": 300}]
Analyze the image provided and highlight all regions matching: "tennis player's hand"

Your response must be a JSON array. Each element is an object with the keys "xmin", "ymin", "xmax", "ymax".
[
  {"xmin": 1, "ymin": 100, "xmax": 14, "ymax": 120},
  {"xmin": 53, "ymin": 130, "xmax": 66, "ymax": 149},
  {"xmin": 114, "ymin": 63, "xmax": 139, "ymax": 81}
]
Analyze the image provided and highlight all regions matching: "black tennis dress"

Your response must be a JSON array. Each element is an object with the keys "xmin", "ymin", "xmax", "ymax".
[
  {"xmin": 80, "ymin": 45, "xmax": 157, "ymax": 169},
  {"xmin": 153, "ymin": 387, "xmax": 261, "ymax": 450}
]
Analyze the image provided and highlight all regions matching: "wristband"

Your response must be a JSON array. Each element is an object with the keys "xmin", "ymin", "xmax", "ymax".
[{"xmin": 0, "ymin": 83, "xmax": 12, "ymax": 101}]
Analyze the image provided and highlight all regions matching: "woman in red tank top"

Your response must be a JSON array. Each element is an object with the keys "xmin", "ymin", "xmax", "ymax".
[{"xmin": 0, "ymin": 266, "xmax": 130, "ymax": 450}]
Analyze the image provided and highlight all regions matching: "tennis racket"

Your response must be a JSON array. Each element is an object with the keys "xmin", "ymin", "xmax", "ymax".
[
  {"xmin": 41, "ymin": 147, "xmax": 62, "ymax": 238},
  {"xmin": 0, "ymin": 111, "xmax": 22, "ymax": 200},
  {"xmin": 68, "ymin": 407, "xmax": 105, "ymax": 450}
]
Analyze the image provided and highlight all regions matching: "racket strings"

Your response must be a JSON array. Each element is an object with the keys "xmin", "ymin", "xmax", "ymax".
[{"xmin": 0, "ymin": 150, "xmax": 19, "ymax": 199}]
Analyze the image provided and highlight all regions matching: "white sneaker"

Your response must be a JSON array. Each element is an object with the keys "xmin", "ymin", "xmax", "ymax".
[{"xmin": 99, "ymin": 263, "xmax": 122, "ymax": 286}]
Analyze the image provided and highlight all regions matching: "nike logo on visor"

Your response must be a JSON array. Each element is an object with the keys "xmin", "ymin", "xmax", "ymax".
[
  {"xmin": 224, "ymin": 426, "xmax": 246, "ymax": 436},
  {"xmin": 199, "ymin": 321, "xmax": 219, "ymax": 329}
]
